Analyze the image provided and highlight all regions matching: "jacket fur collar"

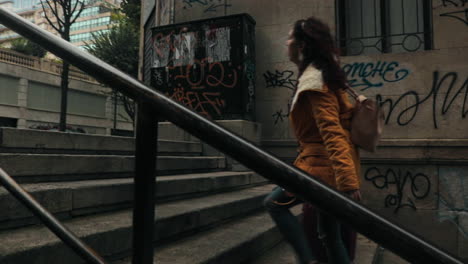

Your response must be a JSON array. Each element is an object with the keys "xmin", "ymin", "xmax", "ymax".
[{"xmin": 290, "ymin": 65, "xmax": 327, "ymax": 112}]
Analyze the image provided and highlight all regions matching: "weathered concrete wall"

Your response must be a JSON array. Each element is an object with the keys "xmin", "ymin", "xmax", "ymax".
[
  {"xmin": 144, "ymin": 0, "xmax": 468, "ymax": 260},
  {"xmin": 354, "ymin": 0, "xmax": 468, "ymax": 258},
  {"xmin": 170, "ymin": 0, "xmax": 336, "ymax": 138},
  {"xmin": 160, "ymin": 0, "xmax": 468, "ymax": 142},
  {"xmin": 433, "ymin": 0, "xmax": 468, "ymax": 50},
  {"xmin": 342, "ymin": 48, "xmax": 467, "ymax": 139},
  {"xmin": 0, "ymin": 61, "xmax": 134, "ymax": 134}
]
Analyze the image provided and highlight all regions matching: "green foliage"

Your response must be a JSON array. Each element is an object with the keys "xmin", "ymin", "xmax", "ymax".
[
  {"xmin": 85, "ymin": 1, "xmax": 141, "ymax": 122},
  {"xmin": 120, "ymin": 0, "xmax": 141, "ymax": 29},
  {"xmin": 85, "ymin": 22, "xmax": 139, "ymax": 77},
  {"xmin": 10, "ymin": 38, "xmax": 47, "ymax": 58},
  {"xmin": 86, "ymin": 21, "xmax": 139, "ymax": 121}
]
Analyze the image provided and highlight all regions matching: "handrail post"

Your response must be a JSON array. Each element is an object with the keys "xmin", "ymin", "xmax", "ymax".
[{"xmin": 132, "ymin": 102, "xmax": 158, "ymax": 264}]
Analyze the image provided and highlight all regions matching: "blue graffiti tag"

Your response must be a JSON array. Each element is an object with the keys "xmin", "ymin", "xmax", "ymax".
[{"xmin": 342, "ymin": 61, "xmax": 410, "ymax": 91}]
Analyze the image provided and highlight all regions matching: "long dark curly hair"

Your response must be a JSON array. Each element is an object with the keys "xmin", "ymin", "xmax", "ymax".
[{"xmin": 292, "ymin": 17, "xmax": 347, "ymax": 91}]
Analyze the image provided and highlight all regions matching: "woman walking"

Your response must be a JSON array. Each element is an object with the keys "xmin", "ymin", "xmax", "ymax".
[{"xmin": 263, "ymin": 17, "xmax": 361, "ymax": 264}]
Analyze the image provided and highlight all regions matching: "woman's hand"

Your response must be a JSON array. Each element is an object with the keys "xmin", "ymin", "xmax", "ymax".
[{"xmin": 346, "ymin": 189, "xmax": 362, "ymax": 201}]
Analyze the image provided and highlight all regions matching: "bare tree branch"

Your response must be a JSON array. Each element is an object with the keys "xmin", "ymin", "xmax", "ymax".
[
  {"xmin": 44, "ymin": 0, "xmax": 65, "ymax": 29},
  {"xmin": 71, "ymin": 1, "xmax": 87, "ymax": 25},
  {"xmin": 71, "ymin": 0, "xmax": 80, "ymax": 15},
  {"xmin": 52, "ymin": 1, "xmax": 61, "ymax": 21},
  {"xmin": 40, "ymin": 1, "xmax": 62, "ymax": 33}
]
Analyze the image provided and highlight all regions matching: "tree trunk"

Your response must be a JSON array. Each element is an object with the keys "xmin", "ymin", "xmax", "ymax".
[{"xmin": 59, "ymin": 61, "xmax": 69, "ymax": 132}]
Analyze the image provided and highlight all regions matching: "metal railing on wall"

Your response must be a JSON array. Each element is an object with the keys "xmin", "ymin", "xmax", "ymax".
[
  {"xmin": 0, "ymin": 7, "xmax": 463, "ymax": 264},
  {"xmin": 0, "ymin": 48, "xmax": 97, "ymax": 82},
  {"xmin": 335, "ymin": 0, "xmax": 433, "ymax": 56}
]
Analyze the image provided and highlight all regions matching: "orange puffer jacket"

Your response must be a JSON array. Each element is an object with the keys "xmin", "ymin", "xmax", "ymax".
[{"xmin": 289, "ymin": 66, "xmax": 360, "ymax": 192}]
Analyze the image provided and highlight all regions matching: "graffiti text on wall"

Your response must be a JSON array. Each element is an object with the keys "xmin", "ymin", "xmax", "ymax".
[
  {"xmin": 365, "ymin": 167, "xmax": 431, "ymax": 214},
  {"xmin": 182, "ymin": 0, "xmax": 232, "ymax": 14},
  {"xmin": 169, "ymin": 87, "xmax": 226, "ymax": 118},
  {"xmin": 439, "ymin": 0, "xmax": 468, "ymax": 26},
  {"xmin": 264, "ymin": 70, "xmax": 298, "ymax": 90},
  {"xmin": 377, "ymin": 71, "xmax": 467, "ymax": 128},
  {"xmin": 342, "ymin": 61, "xmax": 410, "ymax": 91},
  {"xmin": 152, "ymin": 70, "xmax": 164, "ymax": 86},
  {"xmin": 169, "ymin": 59, "xmax": 239, "ymax": 89},
  {"xmin": 158, "ymin": 59, "xmax": 241, "ymax": 119},
  {"xmin": 442, "ymin": 0, "xmax": 467, "ymax": 6},
  {"xmin": 273, "ymin": 108, "xmax": 289, "ymax": 125},
  {"xmin": 245, "ymin": 60, "xmax": 255, "ymax": 113}
]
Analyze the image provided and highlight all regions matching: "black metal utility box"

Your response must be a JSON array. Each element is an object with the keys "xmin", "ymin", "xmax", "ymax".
[{"xmin": 150, "ymin": 14, "xmax": 256, "ymax": 120}]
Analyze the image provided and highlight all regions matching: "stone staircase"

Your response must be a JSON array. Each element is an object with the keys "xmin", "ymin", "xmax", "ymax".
[
  {"xmin": 0, "ymin": 126, "xmax": 411, "ymax": 264},
  {"xmin": 0, "ymin": 126, "xmax": 303, "ymax": 264}
]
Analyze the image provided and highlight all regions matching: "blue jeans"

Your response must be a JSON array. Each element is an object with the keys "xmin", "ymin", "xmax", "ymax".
[{"xmin": 263, "ymin": 187, "xmax": 350, "ymax": 264}]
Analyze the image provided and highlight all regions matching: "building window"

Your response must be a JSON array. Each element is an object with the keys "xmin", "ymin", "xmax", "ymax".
[
  {"xmin": 336, "ymin": 0, "xmax": 433, "ymax": 56},
  {"xmin": 78, "ymin": 6, "xmax": 111, "ymax": 18},
  {"xmin": 70, "ymin": 16, "xmax": 111, "ymax": 32},
  {"xmin": 70, "ymin": 29, "xmax": 109, "ymax": 43}
]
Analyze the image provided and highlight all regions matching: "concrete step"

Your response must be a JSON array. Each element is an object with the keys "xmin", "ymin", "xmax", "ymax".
[
  {"xmin": 0, "ymin": 127, "xmax": 201, "ymax": 155},
  {"xmin": 249, "ymin": 234, "xmax": 380, "ymax": 264},
  {"xmin": 247, "ymin": 240, "xmax": 296, "ymax": 264},
  {"xmin": 114, "ymin": 206, "xmax": 302, "ymax": 264},
  {"xmin": 0, "ymin": 171, "xmax": 268, "ymax": 229},
  {"xmin": 355, "ymin": 235, "xmax": 379, "ymax": 264},
  {"xmin": 0, "ymin": 185, "xmax": 275, "ymax": 264},
  {"xmin": 373, "ymin": 246, "xmax": 410, "ymax": 264},
  {"xmin": 0, "ymin": 154, "xmax": 226, "ymax": 182}
]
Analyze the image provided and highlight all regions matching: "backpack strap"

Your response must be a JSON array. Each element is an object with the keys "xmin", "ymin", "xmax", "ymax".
[{"xmin": 344, "ymin": 84, "xmax": 359, "ymax": 101}]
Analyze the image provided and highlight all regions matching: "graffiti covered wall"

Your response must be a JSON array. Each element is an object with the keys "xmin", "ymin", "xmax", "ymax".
[
  {"xmin": 341, "ymin": 50, "xmax": 467, "ymax": 139},
  {"xmin": 349, "ymin": 1, "xmax": 468, "ymax": 258},
  {"xmin": 142, "ymin": 0, "xmax": 468, "ymax": 260},
  {"xmin": 433, "ymin": 0, "xmax": 468, "ymax": 49}
]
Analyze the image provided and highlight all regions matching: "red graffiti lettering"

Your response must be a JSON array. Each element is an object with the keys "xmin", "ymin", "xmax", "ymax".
[
  {"xmin": 168, "ymin": 88, "xmax": 225, "ymax": 119},
  {"xmin": 167, "ymin": 59, "xmax": 238, "ymax": 90},
  {"xmin": 186, "ymin": 59, "xmax": 208, "ymax": 89},
  {"xmin": 207, "ymin": 61, "xmax": 238, "ymax": 88}
]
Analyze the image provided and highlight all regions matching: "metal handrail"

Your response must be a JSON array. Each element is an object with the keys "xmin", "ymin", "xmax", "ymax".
[
  {"xmin": 0, "ymin": 168, "xmax": 107, "ymax": 264},
  {"xmin": 0, "ymin": 7, "xmax": 463, "ymax": 264}
]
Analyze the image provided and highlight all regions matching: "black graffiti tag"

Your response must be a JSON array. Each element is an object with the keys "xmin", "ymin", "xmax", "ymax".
[
  {"xmin": 377, "ymin": 71, "xmax": 468, "ymax": 128},
  {"xmin": 182, "ymin": 0, "xmax": 232, "ymax": 13},
  {"xmin": 442, "ymin": 0, "xmax": 467, "ymax": 7},
  {"xmin": 365, "ymin": 167, "xmax": 431, "ymax": 213},
  {"xmin": 272, "ymin": 109, "xmax": 289, "ymax": 125},
  {"xmin": 439, "ymin": 0, "xmax": 468, "ymax": 25},
  {"xmin": 440, "ymin": 9, "xmax": 468, "ymax": 25},
  {"xmin": 264, "ymin": 70, "xmax": 298, "ymax": 90}
]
